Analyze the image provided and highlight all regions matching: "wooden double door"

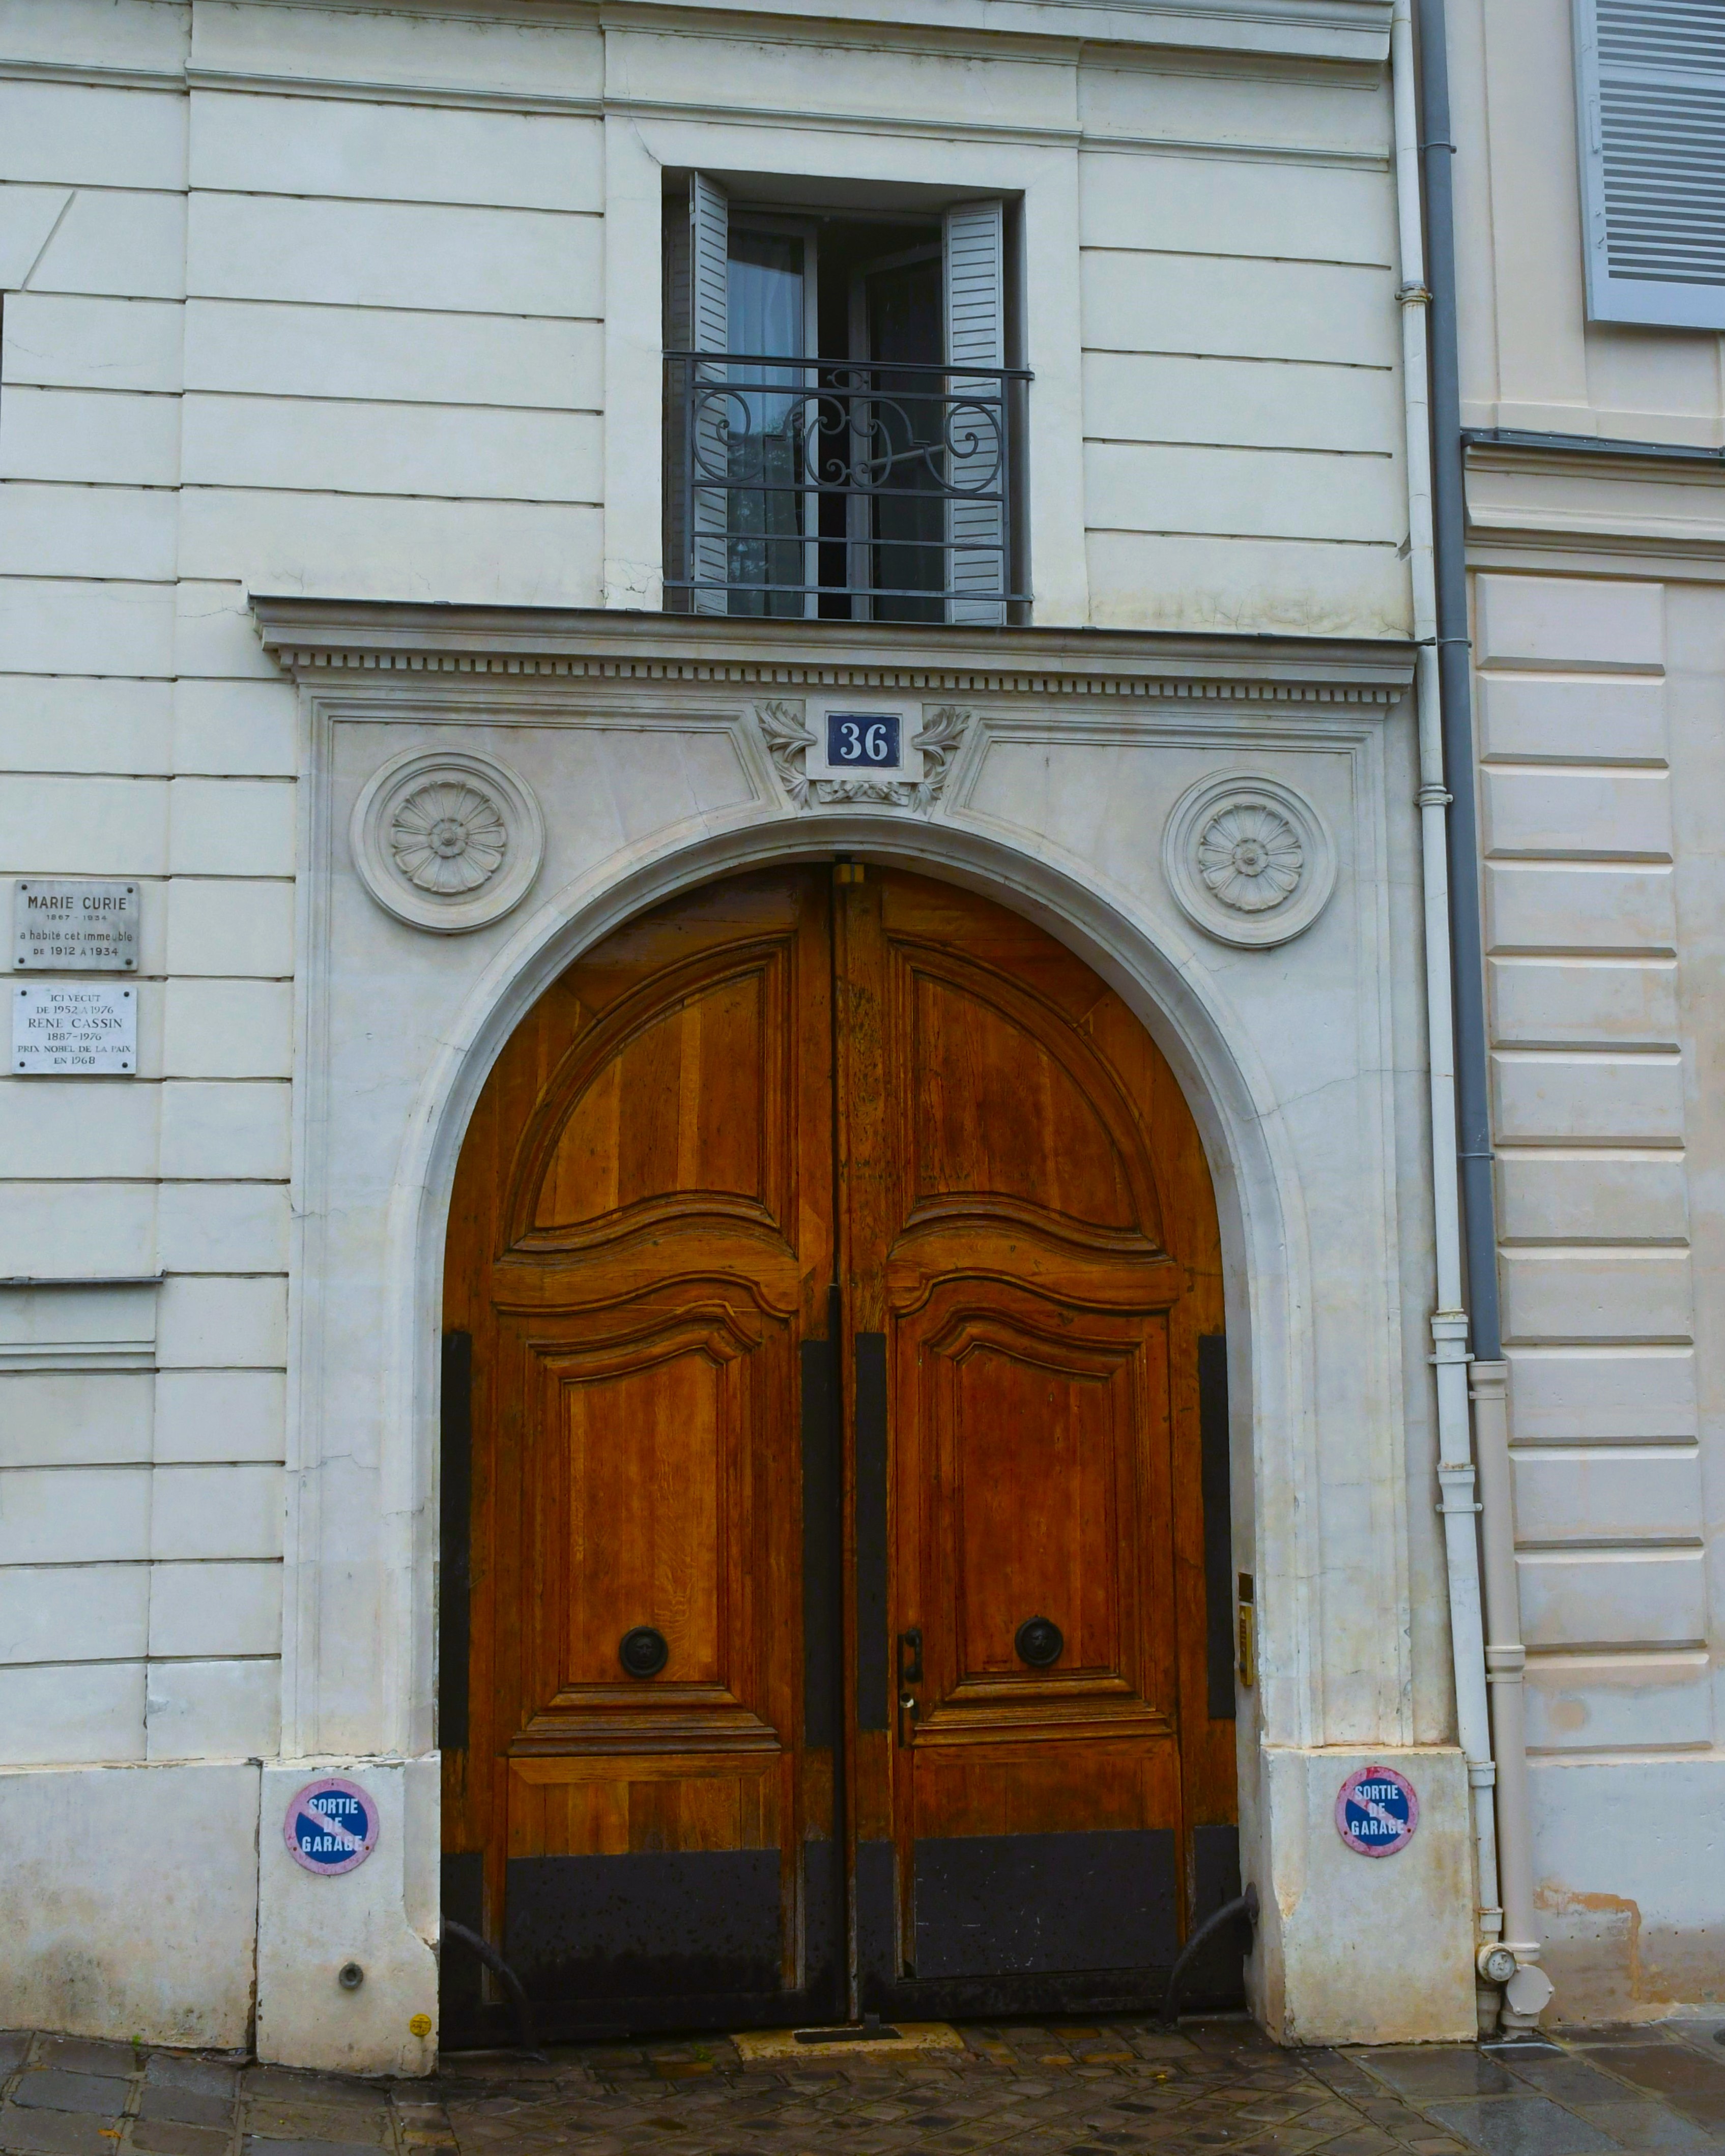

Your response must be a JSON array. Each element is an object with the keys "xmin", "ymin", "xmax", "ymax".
[{"xmin": 440, "ymin": 865, "xmax": 1237, "ymax": 2043}]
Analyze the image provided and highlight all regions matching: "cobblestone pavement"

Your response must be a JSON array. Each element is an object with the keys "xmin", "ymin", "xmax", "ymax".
[{"xmin": 8, "ymin": 2016, "xmax": 1725, "ymax": 2156}]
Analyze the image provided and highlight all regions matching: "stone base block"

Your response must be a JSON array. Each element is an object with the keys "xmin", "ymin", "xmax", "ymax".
[
  {"xmin": 256, "ymin": 1756, "xmax": 439, "ymax": 2076},
  {"xmin": 0, "ymin": 1761, "xmax": 260, "ymax": 2049},
  {"xmin": 1253, "ymin": 1743, "xmax": 1477, "ymax": 2045}
]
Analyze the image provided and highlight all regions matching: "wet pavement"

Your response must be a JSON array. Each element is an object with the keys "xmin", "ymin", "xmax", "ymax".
[{"xmin": 7, "ymin": 2015, "xmax": 1725, "ymax": 2156}]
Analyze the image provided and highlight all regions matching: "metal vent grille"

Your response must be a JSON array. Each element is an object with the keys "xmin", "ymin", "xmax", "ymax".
[{"xmin": 1578, "ymin": 0, "xmax": 1725, "ymax": 324}]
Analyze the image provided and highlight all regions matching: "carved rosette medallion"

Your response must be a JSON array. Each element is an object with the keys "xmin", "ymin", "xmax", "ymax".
[
  {"xmin": 1162, "ymin": 773, "xmax": 1336, "ymax": 948},
  {"xmin": 756, "ymin": 700, "xmax": 971, "ymax": 814},
  {"xmin": 350, "ymin": 747, "xmax": 545, "ymax": 934}
]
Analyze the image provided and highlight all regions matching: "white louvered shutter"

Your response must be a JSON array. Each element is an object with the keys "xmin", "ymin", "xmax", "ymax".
[
  {"xmin": 943, "ymin": 199, "xmax": 1007, "ymax": 627},
  {"xmin": 689, "ymin": 173, "xmax": 730, "ymax": 611},
  {"xmin": 1575, "ymin": 0, "xmax": 1725, "ymax": 328}
]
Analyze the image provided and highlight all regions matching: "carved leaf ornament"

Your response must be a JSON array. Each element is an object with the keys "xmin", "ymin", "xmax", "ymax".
[{"xmin": 757, "ymin": 700, "xmax": 970, "ymax": 814}]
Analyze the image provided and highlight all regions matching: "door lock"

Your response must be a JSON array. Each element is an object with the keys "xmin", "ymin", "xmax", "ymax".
[{"xmin": 897, "ymin": 1628, "xmax": 923, "ymax": 1744}]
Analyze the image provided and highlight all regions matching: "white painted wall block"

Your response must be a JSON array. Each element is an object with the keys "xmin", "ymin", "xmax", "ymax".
[
  {"xmin": 27, "ymin": 191, "xmax": 188, "ymax": 303},
  {"xmin": 0, "ymin": 578, "xmax": 177, "ymax": 678},
  {"xmin": 0, "ymin": 82, "xmax": 185, "ymax": 190},
  {"xmin": 171, "ymin": 680, "xmax": 298, "ymax": 779},
  {"xmin": 149, "ymin": 1558, "xmax": 281, "ymax": 1658},
  {"xmin": 1502, "ymin": 1249, "xmax": 1693, "ymax": 1343},
  {"xmin": 153, "ymin": 1368, "xmax": 285, "ymax": 1465},
  {"xmin": 1519, "ymin": 1549, "xmax": 1707, "ymax": 1650},
  {"xmin": 186, "ymin": 193, "xmax": 602, "ymax": 318},
  {"xmin": 1086, "ymin": 529, "xmax": 1411, "ymax": 638},
  {"xmin": 180, "ymin": 392, "xmax": 601, "ymax": 503},
  {"xmin": 0, "ymin": 481, "xmax": 178, "ymax": 582},
  {"xmin": 158, "ymin": 1080, "xmax": 290, "ymax": 1181},
  {"xmin": 1476, "ymin": 575, "xmax": 1665, "ymax": 673},
  {"xmin": 155, "ymin": 1277, "xmax": 288, "ymax": 1371},
  {"xmin": 0, "ymin": 1660, "xmax": 145, "ymax": 1763},
  {"xmin": 1497, "ymin": 1152, "xmax": 1688, "ymax": 1244},
  {"xmin": 1525, "ymin": 1652, "xmax": 1711, "ymax": 1752},
  {"xmin": 0, "ymin": 386, "xmax": 181, "ymax": 487},
  {"xmin": 0, "ymin": 183, "xmax": 74, "ymax": 289},
  {"xmin": 1081, "ymin": 251, "xmax": 1396, "ymax": 370},
  {"xmin": 1512, "ymin": 1447, "xmax": 1702, "ymax": 1545},
  {"xmin": 161, "ymin": 978, "xmax": 294, "ymax": 1080},
  {"xmin": 0, "ymin": 677, "xmax": 172, "ymax": 777},
  {"xmin": 156, "ymin": 1183, "xmax": 289, "ymax": 1276},
  {"xmin": 184, "ymin": 299, "xmax": 601, "ymax": 409},
  {"xmin": 188, "ymin": 91, "xmax": 603, "ymax": 214},
  {"xmin": 188, "ymin": 0, "xmax": 600, "ymax": 104},
  {"xmin": 0, "ymin": 1758, "xmax": 258, "ymax": 2047},
  {"xmin": 1477, "ymin": 674, "xmax": 1669, "ymax": 765},
  {"xmin": 168, "ymin": 777, "xmax": 296, "ymax": 878},
  {"xmin": 0, "ymin": 1181, "xmax": 157, "ymax": 1280},
  {"xmin": 1083, "ymin": 441, "xmax": 1401, "ymax": 545},
  {"xmin": 0, "ymin": 1562, "xmax": 149, "ymax": 1664},
  {"xmin": 146, "ymin": 1655, "xmax": 279, "ymax": 1762},
  {"xmin": 0, "ymin": 774, "xmax": 168, "ymax": 875},
  {"xmin": 1506, "ymin": 1347, "xmax": 1697, "ymax": 1443},
  {"xmin": 1486, "ymin": 863, "xmax": 1676, "ymax": 953},
  {"xmin": 1489, "ymin": 958, "xmax": 1678, "ymax": 1047},
  {"xmin": 173, "ymin": 579, "xmax": 286, "ymax": 684},
  {"xmin": 1076, "ymin": 149, "xmax": 1394, "ymax": 267},
  {"xmin": 0, "ymin": 1465, "xmax": 151, "ymax": 1565},
  {"xmin": 1491, "ymin": 1051, "xmax": 1684, "ymax": 1145},
  {"xmin": 1483, "ymin": 768, "xmax": 1672, "ymax": 861},
  {"xmin": 1083, "ymin": 349, "xmax": 1402, "ymax": 457},
  {"xmin": 150, "ymin": 1463, "xmax": 283, "ymax": 1561},
  {"xmin": 178, "ymin": 487, "xmax": 606, "ymax": 609},
  {"xmin": 165, "ymin": 878, "xmax": 294, "ymax": 976},
  {"xmin": 0, "ymin": 1372, "xmax": 153, "ymax": 1468},
  {"xmin": 2, "ymin": 293, "xmax": 185, "ymax": 395},
  {"xmin": 0, "ymin": 1081, "xmax": 159, "ymax": 1181}
]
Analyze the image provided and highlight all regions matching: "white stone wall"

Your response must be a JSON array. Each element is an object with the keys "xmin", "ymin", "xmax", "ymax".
[
  {"xmin": 0, "ymin": 0, "xmax": 1478, "ymax": 2062},
  {"xmin": 1476, "ymin": 570, "xmax": 1725, "ymax": 2018}
]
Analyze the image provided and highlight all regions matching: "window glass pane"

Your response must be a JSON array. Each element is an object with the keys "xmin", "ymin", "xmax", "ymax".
[{"xmin": 726, "ymin": 231, "xmax": 807, "ymax": 618}]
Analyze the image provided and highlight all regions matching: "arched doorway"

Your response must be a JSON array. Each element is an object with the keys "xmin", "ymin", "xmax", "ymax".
[{"xmin": 439, "ymin": 862, "xmax": 1235, "ymax": 2042}]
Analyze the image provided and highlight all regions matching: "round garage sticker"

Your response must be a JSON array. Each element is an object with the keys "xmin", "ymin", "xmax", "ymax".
[
  {"xmin": 1335, "ymin": 1764, "xmax": 1419, "ymax": 1856},
  {"xmin": 284, "ymin": 1776, "xmax": 378, "ymax": 1875}
]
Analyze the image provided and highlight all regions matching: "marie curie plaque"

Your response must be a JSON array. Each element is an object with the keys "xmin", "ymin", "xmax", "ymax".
[
  {"xmin": 14, "ymin": 881, "xmax": 139, "ymax": 971},
  {"xmin": 13, "ymin": 983, "xmax": 136, "ymax": 1074}
]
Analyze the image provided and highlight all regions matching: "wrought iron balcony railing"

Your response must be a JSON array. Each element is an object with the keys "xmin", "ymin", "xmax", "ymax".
[{"xmin": 664, "ymin": 351, "xmax": 1031, "ymax": 621}]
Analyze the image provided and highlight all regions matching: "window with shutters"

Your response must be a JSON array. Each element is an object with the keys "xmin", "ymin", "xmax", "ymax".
[
  {"xmin": 662, "ymin": 179, "xmax": 1028, "ymax": 623},
  {"xmin": 1574, "ymin": 0, "xmax": 1725, "ymax": 328}
]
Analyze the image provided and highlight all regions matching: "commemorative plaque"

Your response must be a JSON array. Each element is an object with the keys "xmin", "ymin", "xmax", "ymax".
[
  {"xmin": 14, "ymin": 881, "xmax": 139, "ymax": 972},
  {"xmin": 12, "ymin": 982, "xmax": 136, "ymax": 1074}
]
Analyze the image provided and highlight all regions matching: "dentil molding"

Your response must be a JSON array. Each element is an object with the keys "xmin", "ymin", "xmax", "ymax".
[{"xmin": 350, "ymin": 746, "xmax": 545, "ymax": 935}]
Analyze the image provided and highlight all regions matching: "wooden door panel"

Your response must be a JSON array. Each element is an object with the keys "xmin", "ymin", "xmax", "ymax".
[
  {"xmin": 837, "ymin": 869, "xmax": 1229, "ymax": 2015},
  {"xmin": 445, "ymin": 862, "xmax": 1233, "ymax": 2034},
  {"xmin": 443, "ymin": 867, "xmax": 836, "ymax": 2039},
  {"xmin": 895, "ymin": 1288, "xmax": 1176, "ymax": 1732},
  {"xmin": 516, "ymin": 949, "xmax": 792, "ymax": 1250},
  {"xmin": 502, "ymin": 1296, "xmax": 782, "ymax": 1741}
]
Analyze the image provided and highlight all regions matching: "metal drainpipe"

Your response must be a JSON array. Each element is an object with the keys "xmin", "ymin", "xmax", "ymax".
[
  {"xmin": 1390, "ymin": 0, "xmax": 1502, "ymax": 2034},
  {"xmin": 1412, "ymin": 0, "xmax": 1552, "ymax": 2030}
]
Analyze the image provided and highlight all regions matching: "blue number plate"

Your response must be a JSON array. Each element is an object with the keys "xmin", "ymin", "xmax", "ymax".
[{"xmin": 827, "ymin": 712, "xmax": 903, "ymax": 770}]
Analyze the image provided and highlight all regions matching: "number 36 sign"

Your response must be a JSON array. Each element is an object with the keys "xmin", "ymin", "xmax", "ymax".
[{"xmin": 826, "ymin": 711, "xmax": 902, "ymax": 770}]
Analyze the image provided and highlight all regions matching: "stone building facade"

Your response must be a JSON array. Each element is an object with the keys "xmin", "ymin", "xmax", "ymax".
[
  {"xmin": 0, "ymin": 0, "xmax": 1711, "ymax": 2074},
  {"xmin": 1449, "ymin": 0, "xmax": 1725, "ymax": 2027}
]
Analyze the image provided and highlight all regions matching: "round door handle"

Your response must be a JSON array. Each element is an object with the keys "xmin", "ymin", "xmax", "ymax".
[
  {"xmin": 1015, "ymin": 1616, "xmax": 1064, "ymax": 1668},
  {"xmin": 619, "ymin": 1625, "xmax": 670, "ymax": 1678}
]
